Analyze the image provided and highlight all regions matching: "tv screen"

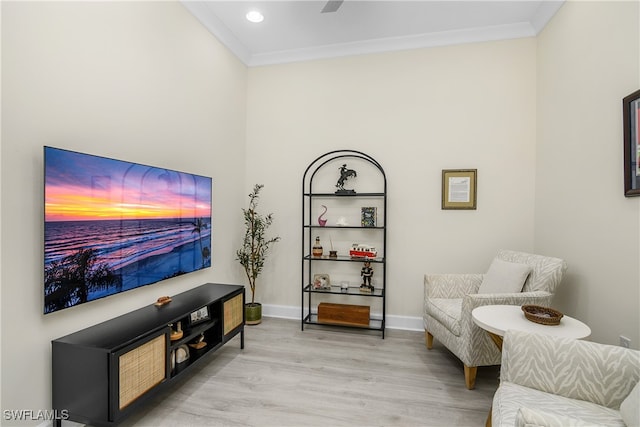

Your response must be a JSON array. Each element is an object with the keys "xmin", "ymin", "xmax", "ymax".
[{"xmin": 44, "ymin": 146, "xmax": 212, "ymax": 314}]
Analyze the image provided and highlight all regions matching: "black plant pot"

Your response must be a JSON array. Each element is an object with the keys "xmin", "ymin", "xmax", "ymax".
[{"xmin": 245, "ymin": 302, "xmax": 262, "ymax": 325}]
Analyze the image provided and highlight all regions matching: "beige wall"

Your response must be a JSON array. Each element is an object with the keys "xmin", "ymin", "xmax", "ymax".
[
  {"xmin": 536, "ymin": 0, "xmax": 640, "ymax": 347},
  {"xmin": 246, "ymin": 39, "xmax": 538, "ymax": 322},
  {"xmin": 0, "ymin": 1, "xmax": 247, "ymax": 421},
  {"xmin": 1, "ymin": 0, "xmax": 639, "ymax": 421}
]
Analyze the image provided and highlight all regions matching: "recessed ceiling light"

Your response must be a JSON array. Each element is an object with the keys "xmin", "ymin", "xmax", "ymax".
[{"xmin": 246, "ymin": 10, "xmax": 264, "ymax": 23}]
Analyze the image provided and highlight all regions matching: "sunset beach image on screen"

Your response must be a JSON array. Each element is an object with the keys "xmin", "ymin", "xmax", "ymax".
[{"xmin": 44, "ymin": 147, "xmax": 212, "ymax": 314}]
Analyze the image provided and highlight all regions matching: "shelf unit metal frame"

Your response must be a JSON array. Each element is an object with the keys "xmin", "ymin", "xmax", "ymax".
[{"xmin": 301, "ymin": 150, "xmax": 387, "ymax": 338}]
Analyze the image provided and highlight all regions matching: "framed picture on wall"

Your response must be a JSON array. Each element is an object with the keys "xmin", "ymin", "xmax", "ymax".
[
  {"xmin": 442, "ymin": 169, "xmax": 477, "ymax": 210},
  {"xmin": 623, "ymin": 89, "xmax": 640, "ymax": 197}
]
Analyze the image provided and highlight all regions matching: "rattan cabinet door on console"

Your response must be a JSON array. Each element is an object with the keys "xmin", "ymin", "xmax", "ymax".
[
  {"xmin": 118, "ymin": 334, "xmax": 167, "ymax": 410},
  {"xmin": 224, "ymin": 293, "xmax": 244, "ymax": 335}
]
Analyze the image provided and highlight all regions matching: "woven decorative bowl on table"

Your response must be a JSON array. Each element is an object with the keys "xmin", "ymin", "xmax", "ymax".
[{"xmin": 521, "ymin": 305, "xmax": 563, "ymax": 325}]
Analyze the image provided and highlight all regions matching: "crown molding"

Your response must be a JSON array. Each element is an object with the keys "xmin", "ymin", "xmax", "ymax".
[
  {"xmin": 248, "ymin": 22, "xmax": 536, "ymax": 66},
  {"xmin": 181, "ymin": 1, "xmax": 564, "ymax": 68}
]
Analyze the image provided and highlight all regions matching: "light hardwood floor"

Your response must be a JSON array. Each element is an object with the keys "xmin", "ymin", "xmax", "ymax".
[{"xmin": 117, "ymin": 318, "xmax": 499, "ymax": 427}]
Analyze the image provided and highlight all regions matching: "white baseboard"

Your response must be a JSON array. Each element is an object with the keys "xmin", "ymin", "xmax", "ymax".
[
  {"xmin": 262, "ymin": 303, "xmax": 423, "ymax": 332},
  {"xmin": 261, "ymin": 303, "xmax": 301, "ymax": 320}
]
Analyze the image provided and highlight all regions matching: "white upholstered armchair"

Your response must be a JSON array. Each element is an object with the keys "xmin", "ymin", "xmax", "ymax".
[
  {"xmin": 423, "ymin": 249, "xmax": 568, "ymax": 389},
  {"xmin": 492, "ymin": 330, "xmax": 639, "ymax": 427}
]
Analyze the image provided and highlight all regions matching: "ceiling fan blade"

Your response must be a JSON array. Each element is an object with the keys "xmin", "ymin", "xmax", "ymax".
[{"xmin": 321, "ymin": 0, "xmax": 344, "ymax": 13}]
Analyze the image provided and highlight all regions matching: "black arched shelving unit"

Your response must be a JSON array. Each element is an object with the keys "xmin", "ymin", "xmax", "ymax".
[{"xmin": 301, "ymin": 150, "xmax": 387, "ymax": 338}]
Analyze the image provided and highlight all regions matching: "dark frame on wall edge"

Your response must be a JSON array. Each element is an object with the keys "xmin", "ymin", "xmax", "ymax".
[{"xmin": 623, "ymin": 88, "xmax": 640, "ymax": 197}]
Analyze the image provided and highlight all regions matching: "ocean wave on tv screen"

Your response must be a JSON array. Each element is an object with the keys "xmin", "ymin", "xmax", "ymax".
[{"xmin": 44, "ymin": 218, "xmax": 211, "ymax": 270}]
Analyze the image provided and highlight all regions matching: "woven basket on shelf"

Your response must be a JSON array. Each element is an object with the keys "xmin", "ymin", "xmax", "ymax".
[{"xmin": 521, "ymin": 305, "xmax": 563, "ymax": 325}]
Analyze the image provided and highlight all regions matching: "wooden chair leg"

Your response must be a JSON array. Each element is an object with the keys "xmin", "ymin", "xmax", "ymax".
[
  {"xmin": 425, "ymin": 331, "xmax": 433, "ymax": 349},
  {"xmin": 464, "ymin": 365, "xmax": 477, "ymax": 390},
  {"xmin": 485, "ymin": 404, "xmax": 492, "ymax": 427}
]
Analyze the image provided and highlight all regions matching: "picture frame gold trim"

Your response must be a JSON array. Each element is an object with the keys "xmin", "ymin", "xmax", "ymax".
[
  {"xmin": 623, "ymin": 89, "xmax": 640, "ymax": 197},
  {"xmin": 442, "ymin": 169, "xmax": 477, "ymax": 210}
]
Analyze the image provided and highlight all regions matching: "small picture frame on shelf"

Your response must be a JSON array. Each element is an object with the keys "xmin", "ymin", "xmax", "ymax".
[
  {"xmin": 188, "ymin": 306, "xmax": 210, "ymax": 326},
  {"xmin": 312, "ymin": 274, "xmax": 331, "ymax": 290},
  {"xmin": 361, "ymin": 207, "xmax": 377, "ymax": 227}
]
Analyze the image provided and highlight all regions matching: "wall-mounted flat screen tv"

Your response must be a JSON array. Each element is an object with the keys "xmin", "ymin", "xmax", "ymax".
[{"xmin": 44, "ymin": 146, "xmax": 212, "ymax": 314}]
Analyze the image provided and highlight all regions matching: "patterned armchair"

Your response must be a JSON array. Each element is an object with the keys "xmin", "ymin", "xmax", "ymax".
[
  {"xmin": 492, "ymin": 330, "xmax": 639, "ymax": 427},
  {"xmin": 423, "ymin": 249, "xmax": 568, "ymax": 389}
]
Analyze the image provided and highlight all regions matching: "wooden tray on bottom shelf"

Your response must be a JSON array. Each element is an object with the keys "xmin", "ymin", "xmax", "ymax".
[{"xmin": 317, "ymin": 302, "xmax": 370, "ymax": 327}]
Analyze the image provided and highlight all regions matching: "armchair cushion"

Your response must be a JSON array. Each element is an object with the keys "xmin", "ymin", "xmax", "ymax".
[
  {"xmin": 620, "ymin": 381, "xmax": 639, "ymax": 427},
  {"xmin": 515, "ymin": 406, "xmax": 608, "ymax": 427},
  {"xmin": 478, "ymin": 258, "xmax": 532, "ymax": 294},
  {"xmin": 425, "ymin": 298, "xmax": 462, "ymax": 336},
  {"xmin": 494, "ymin": 382, "xmax": 624, "ymax": 427}
]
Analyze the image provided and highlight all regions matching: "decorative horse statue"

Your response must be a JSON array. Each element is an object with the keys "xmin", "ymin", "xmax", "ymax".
[{"xmin": 336, "ymin": 164, "xmax": 357, "ymax": 192}]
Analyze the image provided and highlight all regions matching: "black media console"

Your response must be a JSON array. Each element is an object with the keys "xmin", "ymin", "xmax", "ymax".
[{"xmin": 52, "ymin": 283, "xmax": 245, "ymax": 426}]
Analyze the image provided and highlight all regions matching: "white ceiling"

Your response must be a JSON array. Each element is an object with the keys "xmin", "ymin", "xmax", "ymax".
[{"xmin": 180, "ymin": 1, "xmax": 564, "ymax": 67}]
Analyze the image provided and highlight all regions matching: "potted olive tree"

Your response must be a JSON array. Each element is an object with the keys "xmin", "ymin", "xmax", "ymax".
[{"xmin": 236, "ymin": 184, "xmax": 280, "ymax": 325}]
